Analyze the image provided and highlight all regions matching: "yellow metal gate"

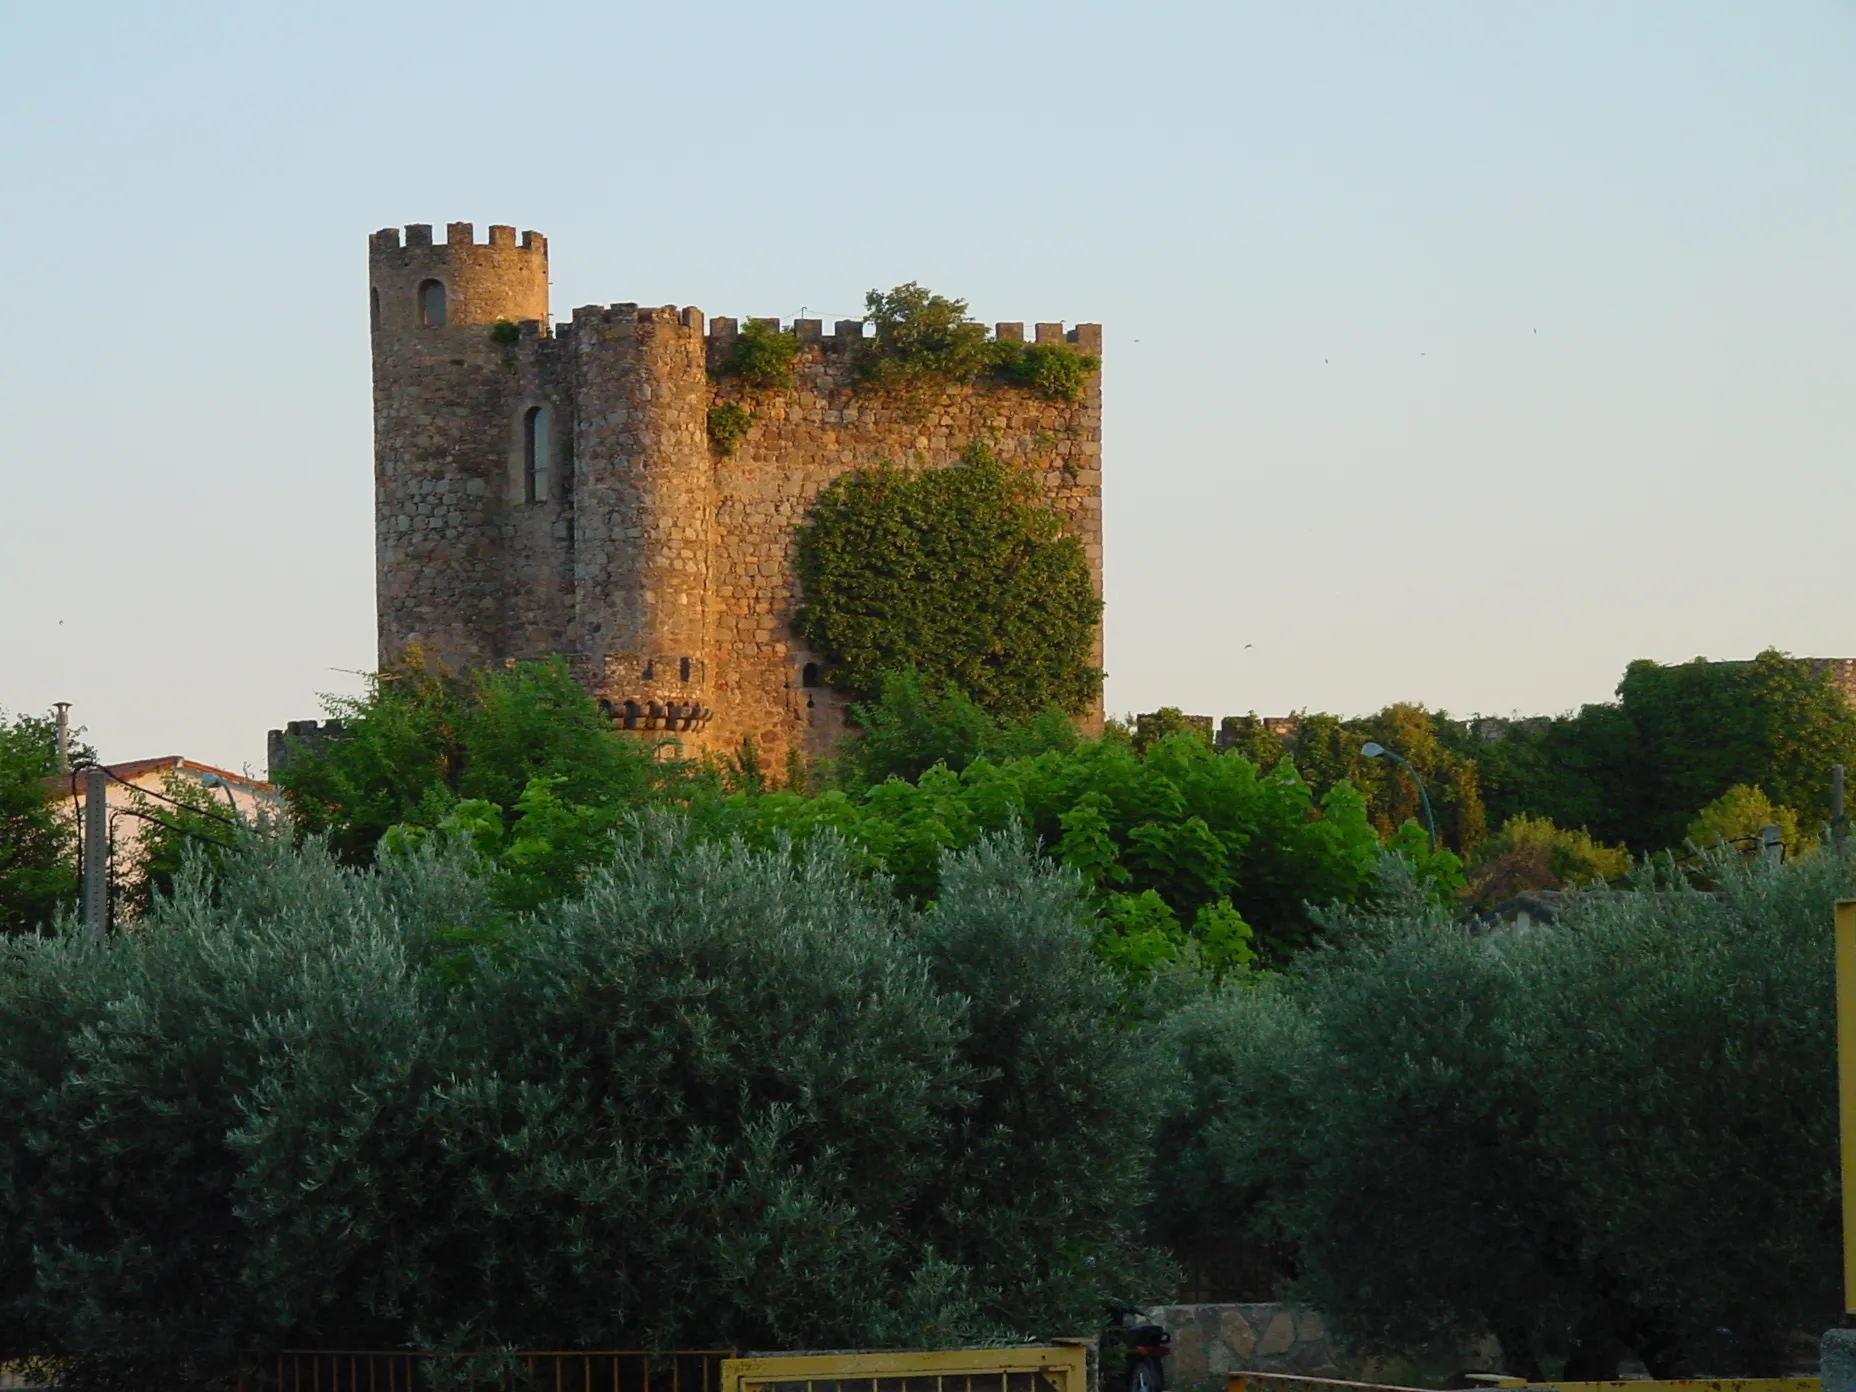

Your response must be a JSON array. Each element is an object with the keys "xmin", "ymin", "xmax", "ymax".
[{"xmin": 720, "ymin": 1344, "xmax": 1091, "ymax": 1392}]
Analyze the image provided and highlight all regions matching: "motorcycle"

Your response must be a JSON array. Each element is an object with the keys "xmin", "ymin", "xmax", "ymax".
[{"xmin": 1102, "ymin": 1299, "xmax": 1170, "ymax": 1392}]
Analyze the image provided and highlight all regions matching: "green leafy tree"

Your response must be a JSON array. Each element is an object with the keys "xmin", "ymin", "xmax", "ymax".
[
  {"xmin": 0, "ymin": 710, "xmax": 92, "ymax": 934},
  {"xmin": 119, "ymin": 771, "xmax": 254, "ymax": 919},
  {"xmin": 793, "ymin": 447, "xmax": 1103, "ymax": 720},
  {"xmin": 1463, "ymin": 814, "xmax": 1632, "ymax": 909},
  {"xmin": 1283, "ymin": 705, "xmax": 1487, "ymax": 853},
  {"xmin": 684, "ymin": 730, "xmax": 1378, "ymax": 964},
  {"xmin": 1685, "ymin": 783, "xmax": 1804, "ymax": 857},
  {"xmin": 275, "ymin": 652, "xmax": 669, "ymax": 863},
  {"xmin": 856, "ymin": 282, "xmax": 995, "ymax": 393},
  {"xmin": 1215, "ymin": 715, "xmax": 1290, "ymax": 772},
  {"xmin": 1523, "ymin": 850, "xmax": 1846, "ymax": 1373},
  {"xmin": 1478, "ymin": 651, "xmax": 1856, "ymax": 852},
  {"xmin": 721, "ymin": 318, "xmax": 800, "ymax": 389},
  {"xmin": 853, "ymin": 283, "xmax": 1097, "ymax": 403},
  {"xmin": 1132, "ymin": 708, "xmax": 1211, "ymax": 754},
  {"xmin": 842, "ymin": 669, "xmax": 1065, "ymax": 785},
  {"xmin": 0, "ymin": 825, "xmax": 1164, "ymax": 1372},
  {"xmin": 1158, "ymin": 845, "xmax": 1855, "ymax": 1378}
]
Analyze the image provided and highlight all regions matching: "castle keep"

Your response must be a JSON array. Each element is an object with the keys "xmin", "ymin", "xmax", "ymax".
[{"xmin": 369, "ymin": 221, "xmax": 1103, "ymax": 764}]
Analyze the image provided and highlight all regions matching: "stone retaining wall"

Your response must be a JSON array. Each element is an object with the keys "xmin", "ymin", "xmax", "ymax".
[
  {"xmin": 1148, "ymin": 1304, "xmax": 1505, "ymax": 1390},
  {"xmin": 1147, "ymin": 1303, "xmax": 1341, "ymax": 1386}
]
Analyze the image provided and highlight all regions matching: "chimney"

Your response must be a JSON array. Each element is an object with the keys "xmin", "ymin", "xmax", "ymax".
[{"xmin": 54, "ymin": 702, "xmax": 71, "ymax": 774}]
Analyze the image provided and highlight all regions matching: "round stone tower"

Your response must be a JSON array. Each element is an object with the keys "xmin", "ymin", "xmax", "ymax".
[
  {"xmin": 566, "ymin": 302, "xmax": 719, "ymax": 741},
  {"xmin": 368, "ymin": 221, "xmax": 549, "ymax": 672}
]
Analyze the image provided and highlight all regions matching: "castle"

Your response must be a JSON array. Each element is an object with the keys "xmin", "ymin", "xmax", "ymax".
[{"xmin": 367, "ymin": 221, "xmax": 1103, "ymax": 766}]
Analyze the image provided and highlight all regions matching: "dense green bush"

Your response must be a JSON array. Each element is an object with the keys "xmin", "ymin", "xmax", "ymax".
[
  {"xmin": 0, "ymin": 709, "xmax": 88, "ymax": 933},
  {"xmin": 991, "ymin": 340, "xmax": 1100, "ymax": 403},
  {"xmin": 1685, "ymin": 783, "xmax": 1803, "ymax": 856},
  {"xmin": 1215, "ymin": 651, "xmax": 1856, "ymax": 861},
  {"xmin": 706, "ymin": 401, "xmax": 754, "ymax": 455},
  {"xmin": 793, "ymin": 447, "xmax": 1102, "ymax": 720},
  {"xmin": 668, "ymin": 725, "xmax": 1386, "ymax": 966},
  {"xmin": 854, "ymin": 283, "xmax": 1098, "ymax": 402},
  {"xmin": 274, "ymin": 652, "xmax": 668, "ymax": 864},
  {"xmin": 1469, "ymin": 650, "xmax": 1856, "ymax": 852},
  {"xmin": 0, "ymin": 825, "xmax": 1158, "ymax": 1373},
  {"xmin": 1155, "ymin": 845, "xmax": 1852, "ymax": 1377},
  {"xmin": 719, "ymin": 319, "xmax": 799, "ymax": 390},
  {"xmin": 839, "ymin": 669, "xmax": 1080, "ymax": 785},
  {"xmin": 1462, "ymin": 814, "xmax": 1631, "ymax": 909},
  {"xmin": 855, "ymin": 283, "xmax": 995, "ymax": 394},
  {"xmin": 268, "ymin": 661, "xmax": 1405, "ymax": 971}
]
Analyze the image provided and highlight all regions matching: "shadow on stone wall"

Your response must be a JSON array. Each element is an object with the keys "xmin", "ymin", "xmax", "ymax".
[{"xmin": 1150, "ymin": 1303, "xmax": 1501, "ymax": 1390}]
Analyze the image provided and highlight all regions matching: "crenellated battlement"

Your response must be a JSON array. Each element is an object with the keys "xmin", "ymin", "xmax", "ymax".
[
  {"xmin": 568, "ymin": 303, "xmax": 706, "ymax": 337},
  {"xmin": 370, "ymin": 223, "xmax": 546, "ymax": 257},
  {"xmin": 702, "ymin": 316, "xmax": 1101, "ymax": 354}
]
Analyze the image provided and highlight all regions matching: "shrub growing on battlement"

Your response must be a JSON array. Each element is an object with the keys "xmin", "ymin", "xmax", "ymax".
[
  {"xmin": 719, "ymin": 318, "xmax": 800, "ymax": 389},
  {"xmin": 857, "ymin": 282, "xmax": 995, "ymax": 392},
  {"xmin": 991, "ymin": 339, "xmax": 1101, "ymax": 403},
  {"xmin": 856, "ymin": 283, "xmax": 1099, "ymax": 402}
]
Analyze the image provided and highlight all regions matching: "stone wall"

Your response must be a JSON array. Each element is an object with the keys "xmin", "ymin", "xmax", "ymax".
[
  {"xmin": 1148, "ymin": 1304, "xmax": 1342, "ymax": 1386},
  {"xmin": 1148, "ymin": 1303, "xmax": 1505, "ymax": 1390},
  {"xmin": 366, "ymin": 222, "xmax": 1103, "ymax": 772},
  {"xmin": 703, "ymin": 316, "xmax": 1102, "ymax": 761}
]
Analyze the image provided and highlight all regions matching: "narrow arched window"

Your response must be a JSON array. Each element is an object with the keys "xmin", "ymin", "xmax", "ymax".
[
  {"xmin": 418, "ymin": 279, "xmax": 446, "ymax": 327},
  {"xmin": 802, "ymin": 662, "xmax": 822, "ymax": 689},
  {"xmin": 370, "ymin": 286, "xmax": 381, "ymax": 330},
  {"xmin": 679, "ymin": 657, "xmax": 692, "ymax": 682},
  {"xmin": 523, "ymin": 406, "xmax": 549, "ymax": 502}
]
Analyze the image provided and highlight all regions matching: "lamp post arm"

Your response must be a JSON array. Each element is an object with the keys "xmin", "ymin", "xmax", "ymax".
[{"xmin": 1382, "ymin": 749, "xmax": 1438, "ymax": 855}]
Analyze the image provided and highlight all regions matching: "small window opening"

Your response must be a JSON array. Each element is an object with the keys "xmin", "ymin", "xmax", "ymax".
[
  {"xmin": 370, "ymin": 286, "xmax": 380, "ymax": 330},
  {"xmin": 523, "ymin": 406, "xmax": 549, "ymax": 502},
  {"xmin": 642, "ymin": 660, "xmax": 655, "ymax": 680},
  {"xmin": 679, "ymin": 657, "xmax": 692, "ymax": 682},
  {"xmin": 802, "ymin": 662, "xmax": 822, "ymax": 689},
  {"xmin": 418, "ymin": 279, "xmax": 447, "ymax": 327}
]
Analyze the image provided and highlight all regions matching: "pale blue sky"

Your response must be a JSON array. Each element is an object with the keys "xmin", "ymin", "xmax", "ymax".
[{"xmin": 2, "ymin": 2, "xmax": 1852, "ymax": 774}]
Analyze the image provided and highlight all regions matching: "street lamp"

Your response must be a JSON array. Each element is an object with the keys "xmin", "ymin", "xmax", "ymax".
[
  {"xmin": 1361, "ymin": 741, "xmax": 1437, "ymax": 854},
  {"xmin": 198, "ymin": 771, "xmax": 240, "ymax": 818}
]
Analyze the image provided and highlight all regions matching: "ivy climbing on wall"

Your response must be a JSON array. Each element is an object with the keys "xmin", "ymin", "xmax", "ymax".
[{"xmin": 793, "ymin": 444, "xmax": 1102, "ymax": 720}]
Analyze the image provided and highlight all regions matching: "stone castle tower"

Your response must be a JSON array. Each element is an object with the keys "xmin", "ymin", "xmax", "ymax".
[{"xmin": 368, "ymin": 221, "xmax": 1103, "ymax": 766}]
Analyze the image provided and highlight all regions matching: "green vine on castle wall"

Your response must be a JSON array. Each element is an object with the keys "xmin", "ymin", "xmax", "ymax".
[
  {"xmin": 707, "ymin": 320, "xmax": 802, "ymax": 454},
  {"xmin": 793, "ymin": 444, "xmax": 1102, "ymax": 720},
  {"xmin": 707, "ymin": 403, "xmax": 754, "ymax": 457}
]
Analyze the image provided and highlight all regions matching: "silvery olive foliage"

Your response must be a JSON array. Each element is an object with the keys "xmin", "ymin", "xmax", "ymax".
[
  {"xmin": 0, "ymin": 820, "xmax": 1158, "ymax": 1380},
  {"xmin": 1153, "ymin": 844, "xmax": 1853, "ymax": 1378}
]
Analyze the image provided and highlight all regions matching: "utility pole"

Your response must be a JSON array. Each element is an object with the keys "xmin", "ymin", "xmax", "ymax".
[
  {"xmin": 1836, "ymin": 764, "xmax": 1848, "ymax": 854},
  {"xmin": 81, "ymin": 766, "xmax": 108, "ymax": 940},
  {"xmin": 1760, "ymin": 822, "xmax": 1783, "ymax": 866},
  {"xmin": 1827, "ymin": 899, "xmax": 1856, "ymax": 1391}
]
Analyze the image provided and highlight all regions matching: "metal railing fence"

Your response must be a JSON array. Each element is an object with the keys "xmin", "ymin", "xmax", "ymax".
[{"xmin": 245, "ymin": 1350, "xmax": 736, "ymax": 1392}]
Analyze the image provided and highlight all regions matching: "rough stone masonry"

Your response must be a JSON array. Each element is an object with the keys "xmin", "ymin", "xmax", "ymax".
[{"xmin": 367, "ymin": 221, "xmax": 1104, "ymax": 768}]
